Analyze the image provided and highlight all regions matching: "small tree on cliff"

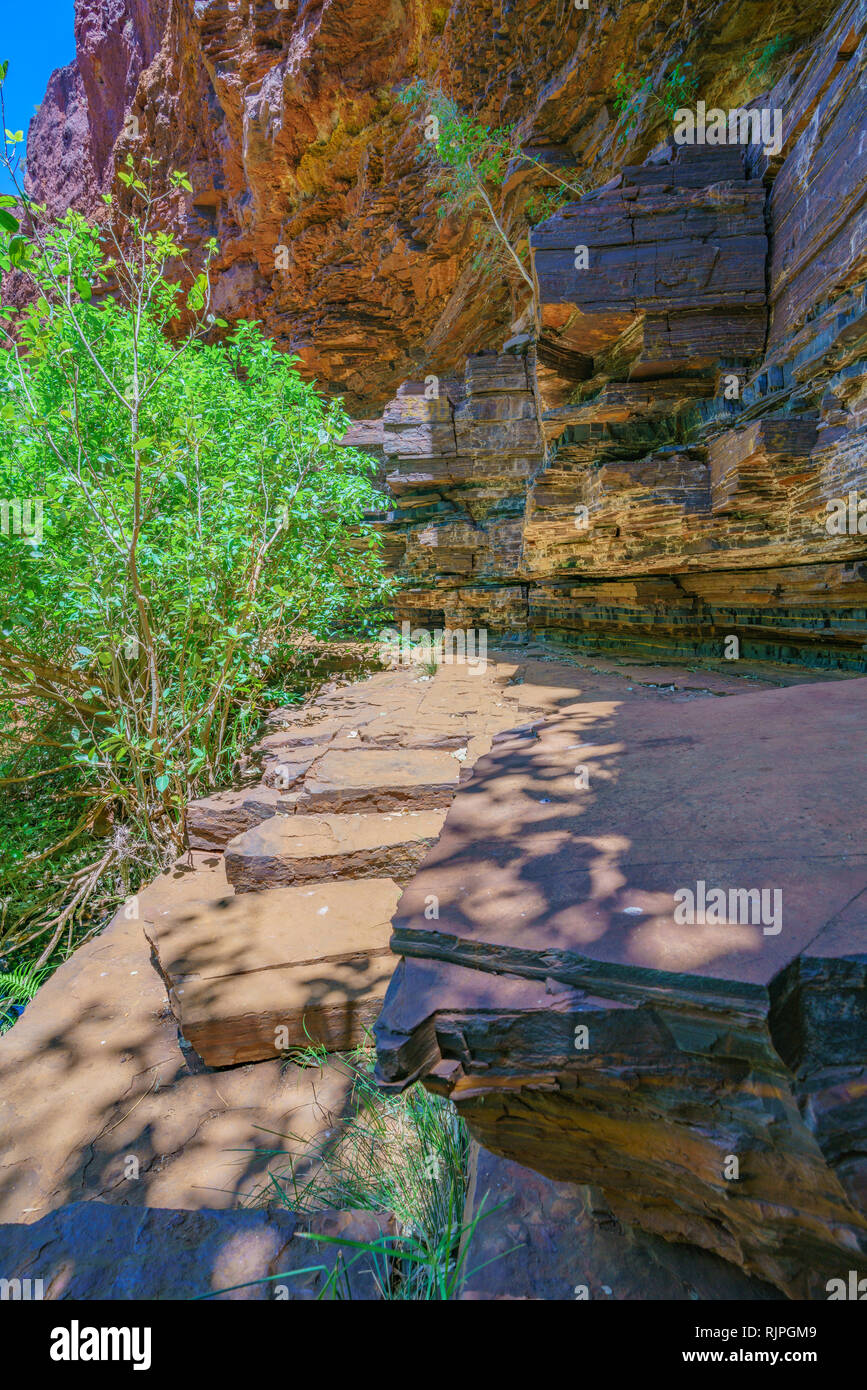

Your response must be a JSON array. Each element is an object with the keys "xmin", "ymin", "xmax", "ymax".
[
  {"xmin": 397, "ymin": 80, "xmax": 586, "ymax": 326},
  {"xmin": 0, "ymin": 65, "xmax": 392, "ymax": 977}
]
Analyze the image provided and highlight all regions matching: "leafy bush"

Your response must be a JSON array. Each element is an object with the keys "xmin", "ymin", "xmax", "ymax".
[
  {"xmin": 613, "ymin": 60, "xmax": 698, "ymax": 142},
  {"xmin": 397, "ymin": 79, "xmax": 585, "ymax": 293},
  {"xmin": 0, "ymin": 118, "xmax": 392, "ymax": 972}
]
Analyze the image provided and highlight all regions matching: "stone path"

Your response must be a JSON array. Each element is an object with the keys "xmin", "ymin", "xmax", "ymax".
[
  {"xmin": 0, "ymin": 643, "xmax": 856, "ymax": 1302},
  {"xmin": 0, "ymin": 649, "xmax": 563, "ymax": 1221}
]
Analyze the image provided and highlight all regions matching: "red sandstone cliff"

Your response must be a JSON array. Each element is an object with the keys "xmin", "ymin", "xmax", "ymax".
[{"xmin": 26, "ymin": 0, "xmax": 837, "ymax": 412}]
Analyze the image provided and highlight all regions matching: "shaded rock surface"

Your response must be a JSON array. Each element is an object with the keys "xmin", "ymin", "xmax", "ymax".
[
  {"xmin": 0, "ymin": 854, "xmax": 359, "ymax": 1224},
  {"xmin": 145, "ymin": 878, "xmax": 401, "ymax": 1067},
  {"xmin": 375, "ymin": 674, "xmax": 867, "ymax": 1299},
  {"xmin": 460, "ymin": 1145, "xmax": 783, "ymax": 1301},
  {"xmin": 0, "ymin": 1201, "xmax": 393, "ymax": 1300}
]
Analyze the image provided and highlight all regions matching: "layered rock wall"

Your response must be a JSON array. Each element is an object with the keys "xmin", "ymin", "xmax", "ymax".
[
  {"xmin": 25, "ymin": 0, "xmax": 844, "ymax": 410},
  {"xmin": 366, "ymin": 2, "xmax": 867, "ymax": 665}
]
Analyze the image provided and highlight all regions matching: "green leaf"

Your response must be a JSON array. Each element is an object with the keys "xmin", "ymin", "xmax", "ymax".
[
  {"xmin": 186, "ymin": 272, "xmax": 208, "ymax": 312},
  {"xmin": 73, "ymin": 274, "xmax": 92, "ymax": 301},
  {"xmin": 155, "ymin": 773, "xmax": 170, "ymax": 793},
  {"xmin": 0, "ymin": 208, "xmax": 18, "ymax": 233},
  {"xmin": 8, "ymin": 235, "xmax": 28, "ymax": 267}
]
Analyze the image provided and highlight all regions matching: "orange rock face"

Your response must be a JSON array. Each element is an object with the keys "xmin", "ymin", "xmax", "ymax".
[{"xmin": 26, "ymin": 0, "xmax": 841, "ymax": 412}]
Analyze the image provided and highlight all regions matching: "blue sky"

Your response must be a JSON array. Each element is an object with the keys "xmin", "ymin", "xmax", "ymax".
[{"xmin": 1, "ymin": 1, "xmax": 75, "ymax": 195}]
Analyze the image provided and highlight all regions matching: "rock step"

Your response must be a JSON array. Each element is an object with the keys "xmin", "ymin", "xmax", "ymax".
[
  {"xmin": 225, "ymin": 809, "xmax": 446, "ymax": 892},
  {"xmin": 255, "ymin": 716, "xmax": 471, "ymax": 755},
  {"xmin": 144, "ymin": 879, "xmax": 402, "ymax": 1067},
  {"xmin": 185, "ymin": 786, "xmax": 284, "ymax": 850},
  {"xmin": 294, "ymin": 747, "xmax": 465, "ymax": 813}
]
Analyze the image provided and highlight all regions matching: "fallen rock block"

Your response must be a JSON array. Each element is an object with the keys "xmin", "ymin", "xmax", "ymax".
[
  {"xmin": 0, "ymin": 1201, "xmax": 394, "ymax": 1300},
  {"xmin": 296, "ymin": 747, "xmax": 463, "ymax": 812},
  {"xmin": 146, "ymin": 879, "xmax": 402, "ymax": 1066},
  {"xmin": 225, "ymin": 809, "xmax": 446, "ymax": 891},
  {"xmin": 185, "ymin": 787, "xmax": 283, "ymax": 850}
]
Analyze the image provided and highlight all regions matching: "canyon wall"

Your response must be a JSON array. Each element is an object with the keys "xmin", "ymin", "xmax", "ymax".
[
  {"xmin": 27, "ymin": 0, "xmax": 867, "ymax": 666},
  {"xmin": 24, "ymin": 0, "xmax": 843, "ymax": 410},
  {"xmin": 373, "ymin": 34, "xmax": 867, "ymax": 665}
]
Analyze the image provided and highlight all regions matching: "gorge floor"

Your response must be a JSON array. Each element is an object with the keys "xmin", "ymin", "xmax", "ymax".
[{"xmin": 0, "ymin": 646, "xmax": 861, "ymax": 1300}]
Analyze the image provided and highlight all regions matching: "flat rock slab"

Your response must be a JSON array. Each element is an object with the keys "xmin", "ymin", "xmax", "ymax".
[
  {"xmin": 459, "ymin": 1146, "xmax": 782, "ymax": 1301},
  {"xmin": 225, "ymin": 809, "xmax": 446, "ymax": 891},
  {"xmin": 0, "ymin": 856, "xmax": 357, "ymax": 1224},
  {"xmin": 252, "ymin": 718, "xmax": 347, "ymax": 752},
  {"xmin": 0, "ymin": 1202, "xmax": 393, "ymax": 1300},
  {"xmin": 391, "ymin": 678, "xmax": 867, "ymax": 998},
  {"xmin": 146, "ymin": 879, "xmax": 402, "ymax": 1066},
  {"xmin": 297, "ymin": 747, "xmax": 464, "ymax": 813}
]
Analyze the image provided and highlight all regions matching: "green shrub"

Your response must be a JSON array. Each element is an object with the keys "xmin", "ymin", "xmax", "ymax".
[
  {"xmin": 397, "ymin": 79, "xmax": 585, "ymax": 293},
  {"xmin": 613, "ymin": 60, "xmax": 698, "ymax": 142},
  {"xmin": 0, "ymin": 98, "xmax": 392, "ymax": 975}
]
